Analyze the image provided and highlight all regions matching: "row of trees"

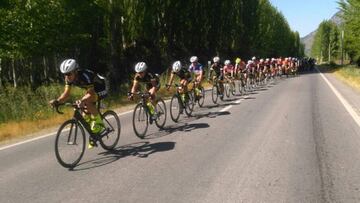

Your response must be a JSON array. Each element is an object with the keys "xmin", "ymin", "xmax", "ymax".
[
  {"xmin": 310, "ymin": 20, "xmax": 340, "ymax": 63},
  {"xmin": 0, "ymin": 0, "xmax": 304, "ymax": 91},
  {"xmin": 339, "ymin": 0, "xmax": 360, "ymax": 66}
]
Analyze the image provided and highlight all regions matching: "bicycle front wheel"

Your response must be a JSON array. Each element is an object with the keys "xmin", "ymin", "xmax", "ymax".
[
  {"xmin": 184, "ymin": 92, "xmax": 194, "ymax": 116},
  {"xmin": 225, "ymin": 83, "xmax": 230, "ymax": 98},
  {"xmin": 170, "ymin": 95, "xmax": 181, "ymax": 122},
  {"xmin": 132, "ymin": 103, "xmax": 149, "ymax": 139},
  {"xmin": 230, "ymin": 82, "xmax": 236, "ymax": 96},
  {"xmin": 99, "ymin": 110, "xmax": 121, "ymax": 150},
  {"xmin": 55, "ymin": 119, "xmax": 85, "ymax": 168},
  {"xmin": 155, "ymin": 98, "xmax": 167, "ymax": 129},
  {"xmin": 211, "ymin": 85, "xmax": 218, "ymax": 104},
  {"xmin": 197, "ymin": 87, "xmax": 205, "ymax": 107}
]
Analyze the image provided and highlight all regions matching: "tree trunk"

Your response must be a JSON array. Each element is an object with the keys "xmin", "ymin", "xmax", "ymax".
[
  {"xmin": 107, "ymin": 1, "xmax": 121, "ymax": 93},
  {"xmin": 12, "ymin": 59, "xmax": 17, "ymax": 88},
  {"xmin": 43, "ymin": 56, "xmax": 48, "ymax": 83},
  {"xmin": 0, "ymin": 58, "xmax": 2, "ymax": 88},
  {"xmin": 29, "ymin": 60, "xmax": 34, "ymax": 86}
]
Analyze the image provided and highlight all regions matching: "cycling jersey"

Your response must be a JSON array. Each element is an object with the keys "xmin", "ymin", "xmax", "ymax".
[
  {"xmin": 134, "ymin": 72, "xmax": 160, "ymax": 90},
  {"xmin": 223, "ymin": 65, "xmax": 234, "ymax": 74},
  {"xmin": 65, "ymin": 69, "xmax": 107, "ymax": 99},
  {"xmin": 211, "ymin": 63, "xmax": 223, "ymax": 76},
  {"xmin": 173, "ymin": 68, "xmax": 192, "ymax": 80},
  {"xmin": 188, "ymin": 63, "xmax": 203, "ymax": 74}
]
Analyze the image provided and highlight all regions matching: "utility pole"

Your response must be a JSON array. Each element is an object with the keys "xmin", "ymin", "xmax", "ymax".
[
  {"xmin": 341, "ymin": 30, "xmax": 344, "ymax": 65},
  {"xmin": 328, "ymin": 42, "xmax": 331, "ymax": 63}
]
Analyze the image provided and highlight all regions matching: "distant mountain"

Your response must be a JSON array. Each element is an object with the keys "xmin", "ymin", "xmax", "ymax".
[{"xmin": 300, "ymin": 11, "xmax": 343, "ymax": 56}]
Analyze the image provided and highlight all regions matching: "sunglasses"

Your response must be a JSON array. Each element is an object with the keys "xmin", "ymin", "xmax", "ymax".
[{"xmin": 64, "ymin": 72, "xmax": 73, "ymax": 76}]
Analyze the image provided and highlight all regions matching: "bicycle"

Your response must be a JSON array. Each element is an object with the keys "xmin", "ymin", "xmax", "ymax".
[
  {"xmin": 53, "ymin": 101, "xmax": 121, "ymax": 169},
  {"xmin": 130, "ymin": 92, "xmax": 167, "ymax": 139},
  {"xmin": 224, "ymin": 75, "xmax": 236, "ymax": 98},
  {"xmin": 237, "ymin": 72, "xmax": 247, "ymax": 96},
  {"xmin": 209, "ymin": 76, "xmax": 224, "ymax": 104},
  {"xmin": 190, "ymin": 80, "xmax": 205, "ymax": 107},
  {"xmin": 168, "ymin": 84, "xmax": 195, "ymax": 122}
]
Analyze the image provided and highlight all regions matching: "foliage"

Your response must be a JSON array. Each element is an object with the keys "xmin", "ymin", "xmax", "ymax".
[
  {"xmin": 310, "ymin": 20, "xmax": 340, "ymax": 63},
  {"xmin": 0, "ymin": 0, "xmax": 304, "ymax": 90},
  {"xmin": 339, "ymin": 0, "xmax": 360, "ymax": 65}
]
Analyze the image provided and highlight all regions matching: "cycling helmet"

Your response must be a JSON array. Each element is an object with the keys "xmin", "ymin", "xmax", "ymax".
[
  {"xmin": 190, "ymin": 56, "xmax": 198, "ymax": 63},
  {"xmin": 213, "ymin": 56, "xmax": 220, "ymax": 63},
  {"xmin": 260, "ymin": 59, "xmax": 264, "ymax": 63},
  {"xmin": 134, "ymin": 62, "xmax": 147, "ymax": 73},
  {"xmin": 224, "ymin": 60, "xmax": 231, "ymax": 65},
  {"xmin": 172, "ymin": 61, "xmax": 182, "ymax": 73},
  {"xmin": 247, "ymin": 60, "xmax": 252, "ymax": 64},
  {"xmin": 60, "ymin": 59, "xmax": 78, "ymax": 74},
  {"xmin": 266, "ymin": 58, "xmax": 270, "ymax": 62},
  {"xmin": 235, "ymin": 58, "xmax": 241, "ymax": 64},
  {"xmin": 252, "ymin": 56, "xmax": 256, "ymax": 61}
]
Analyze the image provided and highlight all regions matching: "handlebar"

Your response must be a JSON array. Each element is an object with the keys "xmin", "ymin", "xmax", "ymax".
[
  {"xmin": 52, "ymin": 102, "xmax": 79, "ymax": 114},
  {"xmin": 128, "ymin": 91, "xmax": 151, "ymax": 98}
]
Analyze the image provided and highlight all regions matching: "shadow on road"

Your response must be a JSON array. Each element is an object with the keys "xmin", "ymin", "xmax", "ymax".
[
  {"xmin": 144, "ymin": 122, "xmax": 210, "ymax": 139},
  {"xmin": 70, "ymin": 141, "xmax": 176, "ymax": 171}
]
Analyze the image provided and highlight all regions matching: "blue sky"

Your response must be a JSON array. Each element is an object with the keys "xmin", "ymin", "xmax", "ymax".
[{"xmin": 269, "ymin": 0, "xmax": 340, "ymax": 37}]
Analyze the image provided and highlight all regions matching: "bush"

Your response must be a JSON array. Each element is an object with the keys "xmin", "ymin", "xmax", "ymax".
[{"xmin": 0, "ymin": 84, "xmax": 83, "ymax": 124}]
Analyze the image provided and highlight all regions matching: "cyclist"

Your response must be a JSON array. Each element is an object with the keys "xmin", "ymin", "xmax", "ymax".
[
  {"xmin": 166, "ymin": 61, "xmax": 192, "ymax": 102},
  {"xmin": 188, "ymin": 56, "xmax": 204, "ymax": 98},
  {"xmin": 209, "ymin": 56, "xmax": 224, "ymax": 99},
  {"xmin": 49, "ymin": 59, "xmax": 107, "ymax": 148},
  {"xmin": 223, "ymin": 60, "xmax": 234, "ymax": 78},
  {"xmin": 128, "ymin": 62, "xmax": 160, "ymax": 121}
]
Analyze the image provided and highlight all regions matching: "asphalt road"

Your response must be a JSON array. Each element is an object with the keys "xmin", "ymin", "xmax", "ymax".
[{"xmin": 1, "ymin": 69, "xmax": 360, "ymax": 202}]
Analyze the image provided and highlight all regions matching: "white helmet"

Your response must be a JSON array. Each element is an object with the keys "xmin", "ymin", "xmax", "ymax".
[
  {"xmin": 213, "ymin": 56, "xmax": 220, "ymax": 63},
  {"xmin": 260, "ymin": 59, "xmax": 264, "ymax": 63},
  {"xmin": 135, "ymin": 62, "xmax": 147, "ymax": 73},
  {"xmin": 247, "ymin": 60, "xmax": 252, "ymax": 64},
  {"xmin": 224, "ymin": 60, "xmax": 231, "ymax": 65},
  {"xmin": 266, "ymin": 58, "xmax": 270, "ymax": 62},
  {"xmin": 172, "ymin": 61, "xmax": 182, "ymax": 73},
  {"xmin": 252, "ymin": 56, "xmax": 256, "ymax": 61},
  {"xmin": 190, "ymin": 56, "xmax": 198, "ymax": 63},
  {"xmin": 60, "ymin": 59, "xmax": 78, "ymax": 74}
]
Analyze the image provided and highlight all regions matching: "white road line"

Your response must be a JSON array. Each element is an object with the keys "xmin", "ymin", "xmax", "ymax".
[
  {"xmin": 219, "ymin": 97, "xmax": 244, "ymax": 112},
  {"xmin": 1, "ymin": 95, "xmax": 242, "ymax": 151},
  {"xmin": 316, "ymin": 67, "xmax": 360, "ymax": 128},
  {"xmin": 0, "ymin": 109, "xmax": 134, "ymax": 151},
  {"xmin": 220, "ymin": 105, "xmax": 233, "ymax": 112}
]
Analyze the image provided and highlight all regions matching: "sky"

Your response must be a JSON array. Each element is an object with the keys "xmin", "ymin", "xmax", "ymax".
[{"xmin": 269, "ymin": 0, "xmax": 340, "ymax": 37}]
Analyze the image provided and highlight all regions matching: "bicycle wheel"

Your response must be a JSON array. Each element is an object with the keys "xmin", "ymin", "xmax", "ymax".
[
  {"xmin": 170, "ymin": 94, "xmax": 181, "ymax": 122},
  {"xmin": 211, "ymin": 85, "xmax": 218, "ymax": 104},
  {"xmin": 225, "ymin": 83, "xmax": 230, "ymax": 98},
  {"xmin": 238, "ymin": 80, "xmax": 242, "ymax": 95},
  {"xmin": 230, "ymin": 82, "xmax": 236, "ymax": 96},
  {"xmin": 197, "ymin": 87, "xmax": 205, "ymax": 107},
  {"xmin": 132, "ymin": 103, "xmax": 149, "ymax": 139},
  {"xmin": 155, "ymin": 98, "xmax": 167, "ymax": 129},
  {"xmin": 184, "ymin": 92, "xmax": 194, "ymax": 116},
  {"xmin": 55, "ymin": 119, "xmax": 85, "ymax": 168},
  {"xmin": 99, "ymin": 110, "xmax": 120, "ymax": 150}
]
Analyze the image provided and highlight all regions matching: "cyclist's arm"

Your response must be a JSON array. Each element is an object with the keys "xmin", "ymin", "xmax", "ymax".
[
  {"xmin": 81, "ymin": 87, "xmax": 96, "ymax": 103},
  {"xmin": 130, "ymin": 80, "xmax": 139, "ymax": 94},
  {"xmin": 150, "ymin": 78, "xmax": 157, "ymax": 90},
  {"xmin": 57, "ymin": 85, "xmax": 71, "ymax": 103},
  {"xmin": 167, "ymin": 73, "xmax": 175, "ymax": 86}
]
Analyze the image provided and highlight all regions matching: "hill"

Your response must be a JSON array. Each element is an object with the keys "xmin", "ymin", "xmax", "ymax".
[{"xmin": 301, "ymin": 11, "xmax": 343, "ymax": 56}]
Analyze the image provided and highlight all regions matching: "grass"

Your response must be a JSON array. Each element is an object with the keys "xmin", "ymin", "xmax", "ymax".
[
  {"xmin": 318, "ymin": 64, "xmax": 360, "ymax": 91},
  {"xmin": 0, "ymin": 72, "xmax": 213, "ymax": 144},
  {"xmin": 334, "ymin": 65, "xmax": 360, "ymax": 91}
]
